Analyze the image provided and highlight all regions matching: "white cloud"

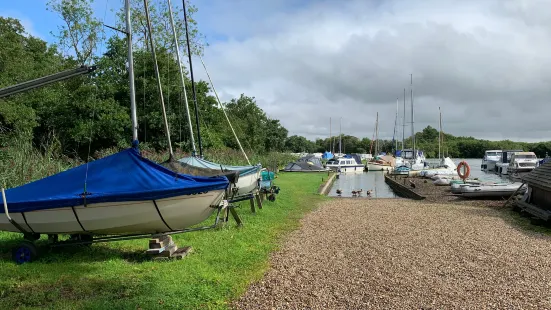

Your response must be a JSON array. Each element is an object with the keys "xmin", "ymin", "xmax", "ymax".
[{"xmin": 191, "ymin": 0, "xmax": 551, "ymax": 142}]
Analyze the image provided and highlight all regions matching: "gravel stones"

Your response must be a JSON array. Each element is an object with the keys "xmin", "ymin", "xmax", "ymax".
[{"xmin": 233, "ymin": 199, "xmax": 551, "ymax": 309}]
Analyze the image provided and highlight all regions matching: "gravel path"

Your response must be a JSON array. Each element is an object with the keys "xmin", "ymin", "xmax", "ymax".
[{"xmin": 234, "ymin": 199, "xmax": 551, "ymax": 309}]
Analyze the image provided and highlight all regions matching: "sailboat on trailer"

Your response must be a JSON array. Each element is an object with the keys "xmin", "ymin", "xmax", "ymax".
[
  {"xmin": 0, "ymin": 0, "xmax": 230, "ymax": 235},
  {"xmin": 165, "ymin": 0, "xmax": 262, "ymax": 197}
]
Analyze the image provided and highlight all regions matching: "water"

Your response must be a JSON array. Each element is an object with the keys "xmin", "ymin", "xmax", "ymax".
[
  {"xmin": 327, "ymin": 158, "xmax": 512, "ymax": 199},
  {"xmin": 425, "ymin": 158, "xmax": 511, "ymax": 183},
  {"xmin": 328, "ymin": 172, "xmax": 397, "ymax": 198}
]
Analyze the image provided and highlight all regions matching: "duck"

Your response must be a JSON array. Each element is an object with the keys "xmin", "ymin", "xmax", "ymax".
[
  {"xmin": 336, "ymin": 189, "xmax": 342, "ymax": 195},
  {"xmin": 366, "ymin": 189, "xmax": 373, "ymax": 196},
  {"xmin": 351, "ymin": 189, "xmax": 363, "ymax": 196},
  {"xmin": 409, "ymin": 179, "xmax": 416, "ymax": 188}
]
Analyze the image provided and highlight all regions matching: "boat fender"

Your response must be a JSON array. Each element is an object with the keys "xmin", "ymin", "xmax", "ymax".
[{"xmin": 457, "ymin": 161, "xmax": 470, "ymax": 180}]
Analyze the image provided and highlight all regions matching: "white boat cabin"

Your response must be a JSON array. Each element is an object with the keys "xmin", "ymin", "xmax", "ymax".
[
  {"xmin": 508, "ymin": 152, "xmax": 538, "ymax": 173},
  {"xmin": 326, "ymin": 157, "xmax": 364, "ymax": 173},
  {"xmin": 496, "ymin": 149, "xmax": 523, "ymax": 175},
  {"xmin": 481, "ymin": 149, "xmax": 502, "ymax": 171}
]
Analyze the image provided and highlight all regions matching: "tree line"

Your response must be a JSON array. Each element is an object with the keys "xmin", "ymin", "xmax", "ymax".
[{"xmin": 1, "ymin": 0, "xmax": 550, "ymax": 162}]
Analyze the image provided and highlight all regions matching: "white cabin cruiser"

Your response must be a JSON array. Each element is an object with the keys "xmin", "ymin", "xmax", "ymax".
[
  {"xmin": 326, "ymin": 156, "xmax": 364, "ymax": 173},
  {"xmin": 508, "ymin": 152, "xmax": 538, "ymax": 174},
  {"xmin": 496, "ymin": 149, "xmax": 523, "ymax": 175},
  {"xmin": 481, "ymin": 150, "xmax": 502, "ymax": 172}
]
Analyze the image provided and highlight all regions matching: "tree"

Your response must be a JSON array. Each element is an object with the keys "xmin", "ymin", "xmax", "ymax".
[{"xmin": 47, "ymin": 0, "xmax": 104, "ymax": 64}]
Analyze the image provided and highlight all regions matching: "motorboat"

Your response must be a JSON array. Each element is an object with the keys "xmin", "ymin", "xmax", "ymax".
[
  {"xmin": 496, "ymin": 149, "xmax": 524, "ymax": 175},
  {"xmin": 507, "ymin": 152, "xmax": 538, "ymax": 174},
  {"xmin": 460, "ymin": 182, "xmax": 526, "ymax": 198},
  {"xmin": 481, "ymin": 150, "xmax": 502, "ymax": 172},
  {"xmin": 326, "ymin": 156, "xmax": 364, "ymax": 173},
  {"xmin": 0, "ymin": 146, "xmax": 229, "ymax": 235}
]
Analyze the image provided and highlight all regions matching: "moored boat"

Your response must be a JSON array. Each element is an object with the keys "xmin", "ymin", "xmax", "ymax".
[
  {"xmin": 481, "ymin": 150, "xmax": 502, "ymax": 172},
  {"xmin": 507, "ymin": 152, "xmax": 538, "ymax": 174},
  {"xmin": 326, "ymin": 156, "xmax": 364, "ymax": 173}
]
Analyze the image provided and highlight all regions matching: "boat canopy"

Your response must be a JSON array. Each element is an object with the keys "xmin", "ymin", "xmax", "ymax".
[
  {"xmin": 1, "ymin": 147, "xmax": 230, "ymax": 213},
  {"xmin": 322, "ymin": 151, "xmax": 334, "ymax": 159},
  {"xmin": 178, "ymin": 156, "xmax": 260, "ymax": 176},
  {"xmin": 296, "ymin": 155, "xmax": 323, "ymax": 168},
  {"xmin": 284, "ymin": 162, "xmax": 326, "ymax": 172}
]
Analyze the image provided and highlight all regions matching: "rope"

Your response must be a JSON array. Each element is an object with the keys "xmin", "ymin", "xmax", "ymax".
[
  {"xmin": 198, "ymin": 55, "xmax": 250, "ymax": 165},
  {"xmin": 82, "ymin": 83, "xmax": 98, "ymax": 207}
]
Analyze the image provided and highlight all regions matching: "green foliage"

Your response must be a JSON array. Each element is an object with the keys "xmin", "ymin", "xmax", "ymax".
[{"xmin": 47, "ymin": 0, "xmax": 104, "ymax": 64}]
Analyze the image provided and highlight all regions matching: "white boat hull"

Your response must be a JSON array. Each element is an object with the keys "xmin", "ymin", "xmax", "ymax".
[
  {"xmin": 481, "ymin": 160, "xmax": 498, "ymax": 172},
  {"xmin": 366, "ymin": 163, "xmax": 393, "ymax": 171},
  {"xmin": 0, "ymin": 190, "xmax": 226, "ymax": 235},
  {"xmin": 234, "ymin": 170, "xmax": 261, "ymax": 196},
  {"xmin": 328, "ymin": 165, "xmax": 365, "ymax": 173}
]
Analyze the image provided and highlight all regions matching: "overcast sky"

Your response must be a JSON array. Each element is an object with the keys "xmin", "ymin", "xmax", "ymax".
[{"xmin": 3, "ymin": 0, "xmax": 551, "ymax": 142}]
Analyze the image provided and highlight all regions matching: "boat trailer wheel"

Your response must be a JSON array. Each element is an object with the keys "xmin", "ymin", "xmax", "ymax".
[{"xmin": 12, "ymin": 241, "xmax": 38, "ymax": 264}]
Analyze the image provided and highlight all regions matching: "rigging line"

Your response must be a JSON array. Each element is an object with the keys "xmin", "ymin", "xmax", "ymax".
[
  {"xmin": 143, "ymin": 37, "xmax": 147, "ymax": 143},
  {"xmin": 144, "ymin": 0, "xmax": 174, "ymax": 158},
  {"xmin": 182, "ymin": 0, "xmax": 203, "ymax": 157},
  {"xmin": 198, "ymin": 55, "xmax": 251, "ymax": 165},
  {"xmin": 167, "ymin": 0, "xmax": 196, "ymax": 153},
  {"xmin": 83, "ymin": 83, "xmax": 97, "ymax": 207}
]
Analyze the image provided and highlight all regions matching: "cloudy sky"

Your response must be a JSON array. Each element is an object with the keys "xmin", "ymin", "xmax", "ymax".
[{"xmin": 3, "ymin": 0, "xmax": 551, "ymax": 142}]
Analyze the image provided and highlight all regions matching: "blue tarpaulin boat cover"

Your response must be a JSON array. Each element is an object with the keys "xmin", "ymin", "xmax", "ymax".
[
  {"xmin": 178, "ymin": 156, "xmax": 260, "ymax": 176},
  {"xmin": 1, "ymin": 147, "xmax": 229, "ymax": 213}
]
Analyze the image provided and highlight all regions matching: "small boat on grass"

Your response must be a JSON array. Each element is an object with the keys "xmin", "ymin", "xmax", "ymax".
[
  {"xmin": 0, "ymin": 145, "xmax": 229, "ymax": 235},
  {"xmin": 177, "ymin": 156, "xmax": 261, "ymax": 196}
]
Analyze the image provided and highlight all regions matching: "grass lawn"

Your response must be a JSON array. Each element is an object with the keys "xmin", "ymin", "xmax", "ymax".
[{"xmin": 0, "ymin": 172, "xmax": 331, "ymax": 309}]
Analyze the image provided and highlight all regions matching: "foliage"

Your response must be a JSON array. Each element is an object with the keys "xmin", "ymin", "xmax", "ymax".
[{"xmin": 47, "ymin": 0, "xmax": 104, "ymax": 64}]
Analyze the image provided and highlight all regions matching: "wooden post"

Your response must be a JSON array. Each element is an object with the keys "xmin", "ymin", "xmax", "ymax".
[
  {"xmin": 229, "ymin": 207, "xmax": 243, "ymax": 226},
  {"xmin": 249, "ymin": 196, "xmax": 255, "ymax": 213},
  {"xmin": 255, "ymin": 192, "xmax": 263, "ymax": 209}
]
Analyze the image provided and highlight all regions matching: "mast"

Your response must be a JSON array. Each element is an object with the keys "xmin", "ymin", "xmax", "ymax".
[
  {"xmin": 182, "ymin": 0, "xmax": 203, "ymax": 157},
  {"xmin": 329, "ymin": 117, "xmax": 332, "ymax": 152},
  {"xmin": 167, "ymin": 0, "xmax": 195, "ymax": 153},
  {"xmin": 144, "ymin": 0, "xmax": 173, "ymax": 158},
  {"xmin": 375, "ymin": 112, "xmax": 379, "ymax": 155},
  {"xmin": 339, "ymin": 117, "xmax": 342, "ymax": 155},
  {"xmin": 394, "ymin": 97, "xmax": 398, "ymax": 154},
  {"xmin": 410, "ymin": 74, "xmax": 415, "ymax": 160},
  {"xmin": 402, "ymin": 88, "xmax": 405, "ymax": 151},
  {"xmin": 125, "ymin": 0, "xmax": 138, "ymax": 143},
  {"xmin": 438, "ymin": 106, "xmax": 442, "ymax": 160}
]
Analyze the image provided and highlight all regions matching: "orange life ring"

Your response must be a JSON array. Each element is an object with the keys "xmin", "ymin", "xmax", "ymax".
[{"xmin": 457, "ymin": 161, "xmax": 470, "ymax": 180}]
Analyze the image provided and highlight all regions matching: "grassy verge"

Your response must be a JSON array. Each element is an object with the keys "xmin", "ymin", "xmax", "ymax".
[{"xmin": 0, "ymin": 172, "xmax": 329, "ymax": 309}]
